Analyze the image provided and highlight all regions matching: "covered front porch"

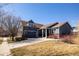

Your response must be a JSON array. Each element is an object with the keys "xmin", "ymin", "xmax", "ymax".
[{"xmin": 38, "ymin": 28, "xmax": 60, "ymax": 38}]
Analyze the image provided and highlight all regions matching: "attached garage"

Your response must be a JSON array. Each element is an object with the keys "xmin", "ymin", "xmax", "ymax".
[{"xmin": 23, "ymin": 30, "xmax": 37, "ymax": 38}]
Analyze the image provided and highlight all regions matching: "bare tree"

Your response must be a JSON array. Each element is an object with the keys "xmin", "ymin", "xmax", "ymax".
[
  {"xmin": 0, "ymin": 8, "xmax": 21, "ymax": 41},
  {"xmin": 1, "ymin": 15, "xmax": 21, "ymax": 41}
]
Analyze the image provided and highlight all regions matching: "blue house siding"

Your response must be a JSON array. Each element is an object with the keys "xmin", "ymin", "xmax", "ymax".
[
  {"xmin": 46, "ymin": 22, "xmax": 72, "ymax": 38},
  {"xmin": 59, "ymin": 23, "xmax": 72, "ymax": 35},
  {"xmin": 23, "ymin": 26, "xmax": 38, "ymax": 38}
]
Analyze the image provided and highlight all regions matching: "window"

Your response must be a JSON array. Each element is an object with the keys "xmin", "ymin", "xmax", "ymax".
[
  {"xmin": 27, "ymin": 23, "xmax": 33, "ymax": 27},
  {"xmin": 53, "ymin": 27, "xmax": 58, "ymax": 30}
]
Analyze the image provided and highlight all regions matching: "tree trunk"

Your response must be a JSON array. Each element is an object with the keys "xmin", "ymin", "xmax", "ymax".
[
  {"xmin": 12, "ymin": 37, "xmax": 14, "ymax": 41},
  {"xmin": 12, "ymin": 37, "xmax": 15, "ymax": 41}
]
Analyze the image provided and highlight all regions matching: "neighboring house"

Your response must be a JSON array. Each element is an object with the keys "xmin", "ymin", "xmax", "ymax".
[
  {"xmin": 40, "ymin": 22, "xmax": 72, "ymax": 38},
  {"xmin": 72, "ymin": 27, "xmax": 79, "ymax": 35},
  {"xmin": 72, "ymin": 27, "xmax": 77, "ymax": 32}
]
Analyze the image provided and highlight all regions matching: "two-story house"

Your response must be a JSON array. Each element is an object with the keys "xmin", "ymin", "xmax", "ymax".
[{"xmin": 17, "ymin": 20, "xmax": 43, "ymax": 38}]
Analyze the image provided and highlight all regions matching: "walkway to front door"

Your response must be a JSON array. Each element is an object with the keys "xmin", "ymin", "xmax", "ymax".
[
  {"xmin": 0, "ymin": 37, "xmax": 59, "ymax": 56},
  {"xmin": 9, "ymin": 37, "xmax": 54, "ymax": 49},
  {"xmin": 0, "ymin": 38, "xmax": 11, "ymax": 56}
]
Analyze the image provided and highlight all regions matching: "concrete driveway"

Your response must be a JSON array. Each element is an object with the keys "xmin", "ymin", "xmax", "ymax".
[{"xmin": 9, "ymin": 38, "xmax": 57, "ymax": 49}]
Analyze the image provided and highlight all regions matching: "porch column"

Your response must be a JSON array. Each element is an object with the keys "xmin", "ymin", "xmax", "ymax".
[
  {"xmin": 42, "ymin": 29, "xmax": 44, "ymax": 37},
  {"xmin": 51, "ymin": 28, "xmax": 52, "ymax": 34},
  {"xmin": 45, "ymin": 29, "xmax": 47, "ymax": 38},
  {"xmin": 49, "ymin": 28, "xmax": 52, "ymax": 35},
  {"xmin": 48, "ymin": 28, "xmax": 51, "ymax": 35},
  {"xmin": 52, "ymin": 28, "xmax": 53, "ymax": 34},
  {"xmin": 48, "ymin": 28, "xmax": 50, "ymax": 35},
  {"xmin": 50, "ymin": 29, "xmax": 51, "ymax": 34}
]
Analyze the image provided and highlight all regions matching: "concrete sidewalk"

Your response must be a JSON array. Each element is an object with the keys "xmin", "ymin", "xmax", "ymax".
[
  {"xmin": 9, "ymin": 38, "xmax": 59, "ymax": 49},
  {"xmin": 0, "ymin": 37, "xmax": 59, "ymax": 56},
  {"xmin": 0, "ymin": 38, "xmax": 11, "ymax": 56}
]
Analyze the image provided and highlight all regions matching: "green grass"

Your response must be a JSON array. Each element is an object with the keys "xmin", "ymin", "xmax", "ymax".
[{"xmin": 11, "ymin": 40, "xmax": 79, "ymax": 56}]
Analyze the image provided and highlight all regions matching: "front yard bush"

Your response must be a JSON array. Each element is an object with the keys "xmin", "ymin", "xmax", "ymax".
[{"xmin": 0, "ymin": 39, "xmax": 3, "ymax": 44}]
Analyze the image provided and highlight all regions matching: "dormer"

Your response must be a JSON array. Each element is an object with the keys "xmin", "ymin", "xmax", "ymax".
[{"xmin": 27, "ymin": 20, "xmax": 34, "ymax": 27}]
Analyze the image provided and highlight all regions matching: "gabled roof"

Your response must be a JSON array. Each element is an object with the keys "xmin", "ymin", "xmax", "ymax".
[
  {"xmin": 20, "ymin": 20, "xmax": 27, "ymax": 26},
  {"xmin": 40, "ymin": 22, "xmax": 58, "ymax": 29},
  {"xmin": 28, "ymin": 20, "xmax": 34, "ymax": 23},
  {"xmin": 52, "ymin": 23, "xmax": 65, "ymax": 28},
  {"xmin": 33, "ymin": 23, "xmax": 43, "ymax": 29},
  {"xmin": 52, "ymin": 22, "xmax": 72, "ymax": 28},
  {"xmin": 40, "ymin": 22, "xmax": 72, "ymax": 29},
  {"xmin": 20, "ymin": 20, "xmax": 43, "ymax": 29}
]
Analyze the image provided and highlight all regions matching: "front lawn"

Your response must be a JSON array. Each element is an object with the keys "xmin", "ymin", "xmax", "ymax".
[{"xmin": 11, "ymin": 40, "xmax": 79, "ymax": 56}]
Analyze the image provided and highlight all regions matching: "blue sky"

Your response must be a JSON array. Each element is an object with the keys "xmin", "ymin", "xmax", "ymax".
[{"xmin": 2, "ymin": 3, "xmax": 79, "ymax": 27}]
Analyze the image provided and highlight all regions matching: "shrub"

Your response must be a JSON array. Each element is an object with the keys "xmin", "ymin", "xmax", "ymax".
[
  {"xmin": 71, "ymin": 33, "xmax": 79, "ymax": 44},
  {"xmin": 60, "ymin": 34, "xmax": 73, "ymax": 44}
]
